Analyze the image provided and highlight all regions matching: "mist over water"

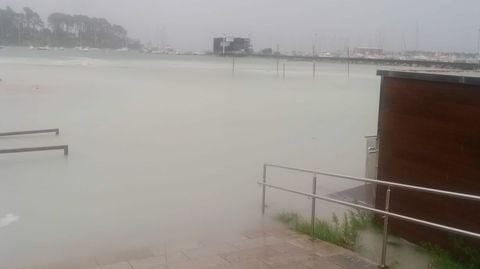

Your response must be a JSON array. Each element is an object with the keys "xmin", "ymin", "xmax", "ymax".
[
  {"xmin": 0, "ymin": 48, "xmax": 380, "ymax": 268},
  {"xmin": 2, "ymin": 0, "xmax": 480, "ymax": 52}
]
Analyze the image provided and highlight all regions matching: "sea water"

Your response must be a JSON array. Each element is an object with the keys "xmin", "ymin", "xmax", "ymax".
[{"xmin": 0, "ymin": 47, "xmax": 381, "ymax": 267}]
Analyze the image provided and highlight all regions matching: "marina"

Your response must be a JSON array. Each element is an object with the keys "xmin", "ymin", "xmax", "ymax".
[{"xmin": 1, "ymin": 1, "xmax": 480, "ymax": 266}]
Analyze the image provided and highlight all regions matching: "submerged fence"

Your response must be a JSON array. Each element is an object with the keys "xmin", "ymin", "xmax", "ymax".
[
  {"xmin": 0, "ymin": 129, "xmax": 60, "ymax": 137},
  {"xmin": 0, "ymin": 145, "xmax": 68, "ymax": 156},
  {"xmin": 0, "ymin": 128, "xmax": 68, "ymax": 156}
]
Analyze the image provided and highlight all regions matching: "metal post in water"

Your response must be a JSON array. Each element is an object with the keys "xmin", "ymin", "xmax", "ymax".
[
  {"xmin": 276, "ymin": 44, "xmax": 280, "ymax": 78},
  {"xmin": 276, "ymin": 60, "xmax": 279, "ymax": 78},
  {"xmin": 262, "ymin": 164, "xmax": 267, "ymax": 214},
  {"xmin": 347, "ymin": 47, "xmax": 350, "ymax": 78},
  {"xmin": 477, "ymin": 28, "xmax": 480, "ymax": 70},
  {"xmin": 380, "ymin": 187, "xmax": 391, "ymax": 268},
  {"xmin": 283, "ymin": 63, "xmax": 286, "ymax": 79},
  {"xmin": 312, "ymin": 41, "xmax": 316, "ymax": 79},
  {"xmin": 311, "ymin": 174, "xmax": 317, "ymax": 237}
]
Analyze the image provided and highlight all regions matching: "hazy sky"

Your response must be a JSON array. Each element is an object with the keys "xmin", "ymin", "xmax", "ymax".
[{"xmin": 1, "ymin": 0, "xmax": 480, "ymax": 53}]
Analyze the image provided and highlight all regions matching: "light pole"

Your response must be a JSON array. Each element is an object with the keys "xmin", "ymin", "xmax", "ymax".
[
  {"xmin": 477, "ymin": 28, "xmax": 480, "ymax": 69},
  {"xmin": 222, "ymin": 36, "xmax": 226, "ymax": 55}
]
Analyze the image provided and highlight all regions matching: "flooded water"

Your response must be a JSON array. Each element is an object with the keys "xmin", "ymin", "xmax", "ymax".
[
  {"xmin": 356, "ymin": 228, "xmax": 433, "ymax": 269},
  {"xmin": 0, "ymin": 47, "xmax": 381, "ymax": 268}
]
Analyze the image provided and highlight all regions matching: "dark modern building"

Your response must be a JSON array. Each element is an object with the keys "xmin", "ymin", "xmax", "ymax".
[{"xmin": 213, "ymin": 37, "xmax": 252, "ymax": 55}]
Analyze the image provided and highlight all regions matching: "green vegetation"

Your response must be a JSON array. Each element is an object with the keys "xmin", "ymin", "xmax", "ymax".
[
  {"xmin": 277, "ymin": 211, "xmax": 480, "ymax": 269},
  {"xmin": 420, "ymin": 240, "xmax": 480, "ymax": 269},
  {"xmin": 276, "ymin": 210, "xmax": 373, "ymax": 249},
  {"xmin": 0, "ymin": 6, "xmax": 140, "ymax": 48}
]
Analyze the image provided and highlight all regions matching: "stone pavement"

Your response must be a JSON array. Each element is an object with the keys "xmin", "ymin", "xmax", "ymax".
[{"xmin": 18, "ymin": 226, "xmax": 377, "ymax": 269}]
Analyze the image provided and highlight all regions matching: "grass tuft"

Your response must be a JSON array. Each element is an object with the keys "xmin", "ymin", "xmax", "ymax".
[
  {"xmin": 277, "ymin": 211, "xmax": 480, "ymax": 269},
  {"xmin": 420, "ymin": 240, "xmax": 480, "ymax": 269},
  {"xmin": 276, "ymin": 210, "xmax": 373, "ymax": 249}
]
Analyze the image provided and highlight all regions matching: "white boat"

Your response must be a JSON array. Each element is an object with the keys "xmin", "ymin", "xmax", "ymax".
[
  {"xmin": 36, "ymin": 46, "xmax": 50, "ymax": 51},
  {"xmin": 79, "ymin": 47, "xmax": 89, "ymax": 52},
  {"xmin": 165, "ymin": 47, "xmax": 179, "ymax": 55},
  {"xmin": 116, "ymin": 47, "xmax": 129, "ymax": 52}
]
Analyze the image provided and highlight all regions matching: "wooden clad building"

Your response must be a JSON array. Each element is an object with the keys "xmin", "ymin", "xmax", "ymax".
[{"xmin": 375, "ymin": 70, "xmax": 480, "ymax": 249}]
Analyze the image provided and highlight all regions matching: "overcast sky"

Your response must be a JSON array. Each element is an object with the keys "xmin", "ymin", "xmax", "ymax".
[{"xmin": 1, "ymin": 0, "xmax": 480, "ymax": 53}]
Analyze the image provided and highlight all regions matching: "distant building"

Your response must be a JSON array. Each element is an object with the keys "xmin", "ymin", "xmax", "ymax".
[
  {"xmin": 260, "ymin": 48, "xmax": 273, "ymax": 55},
  {"xmin": 213, "ymin": 37, "xmax": 252, "ymax": 55}
]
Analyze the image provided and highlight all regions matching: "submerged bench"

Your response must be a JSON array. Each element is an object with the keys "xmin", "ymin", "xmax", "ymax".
[
  {"xmin": 0, "ymin": 129, "xmax": 60, "ymax": 137},
  {"xmin": 0, "ymin": 145, "xmax": 68, "ymax": 155}
]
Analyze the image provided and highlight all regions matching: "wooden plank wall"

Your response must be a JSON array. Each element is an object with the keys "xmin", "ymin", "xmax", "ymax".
[{"xmin": 376, "ymin": 77, "xmax": 480, "ymax": 249}]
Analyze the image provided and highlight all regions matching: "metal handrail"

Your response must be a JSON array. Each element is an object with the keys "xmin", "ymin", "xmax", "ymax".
[
  {"xmin": 0, "ymin": 145, "xmax": 69, "ymax": 155},
  {"xmin": 260, "ymin": 163, "xmax": 480, "ymax": 268},
  {"xmin": 265, "ymin": 164, "xmax": 480, "ymax": 202},
  {"xmin": 0, "ymin": 129, "xmax": 60, "ymax": 137}
]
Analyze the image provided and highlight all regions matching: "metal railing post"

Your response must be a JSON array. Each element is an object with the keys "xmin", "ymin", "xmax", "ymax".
[
  {"xmin": 311, "ymin": 173, "xmax": 317, "ymax": 237},
  {"xmin": 262, "ymin": 164, "xmax": 267, "ymax": 214},
  {"xmin": 380, "ymin": 187, "xmax": 391, "ymax": 268}
]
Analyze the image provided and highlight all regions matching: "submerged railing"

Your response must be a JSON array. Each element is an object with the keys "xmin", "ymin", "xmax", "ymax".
[
  {"xmin": 0, "ymin": 145, "xmax": 68, "ymax": 156},
  {"xmin": 0, "ymin": 129, "xmax": 60, "ymax": 137},
  {"xmin": 259, "ymin": 163, "xmax": 480, "ymax": 268},
  {"xmin": 0, "ymin": 128, "xmax": 68, "ymax": 156}
]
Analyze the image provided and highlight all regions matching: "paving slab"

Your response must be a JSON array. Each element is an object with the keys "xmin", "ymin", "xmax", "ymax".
[
  {"xmin": 287, "ymin": 236, "xmax": 348, "ymax": 257},
  {"xmin": 128, "ymin": 255, "xmax": 166, "ymax": 269},
  {"xmin": 327, "ymin": 254, "xmax": 378, "ymax": 269},
  {"xmin": 164, "ymin": 251, "xmax": 190, "ymax": 265},
  {"xmin": 219, "ymin": 246, "xmax": 278, "ymax": 264},
  {"xmin": 101, "ymin": 262, "xmax": 133, "ymax": 269},
  {"xmin": 182, "ymin": 242, "xmax": 237, "ymax": 259},
  {"xmin": 227, "ymin": 235, "xmax": 285, "ymax": 250},
  {"xmin": 208, "ymin": 259, "xmax": 270, "ymax": 269},
  {"xmin": 95, "ymin": 248, "xmax": 154, "ymax": 266},
  {"xmin": 300, "ymin": 254, "xmax": 345, "ymax": 269},
  {"xmin": 167, "ymin": 255, "xmax": 229, "ymax": 269},
  {"xmin": 36, "ymin": 256, "xmax": 98, "ymax": 269}
]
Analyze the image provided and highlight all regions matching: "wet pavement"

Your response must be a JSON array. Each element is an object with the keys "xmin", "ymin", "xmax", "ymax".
[{"xmin": 12, "ymin": 225, "xmax": 378, "ymax": 269}]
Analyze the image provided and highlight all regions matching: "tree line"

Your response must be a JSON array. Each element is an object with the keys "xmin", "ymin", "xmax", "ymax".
[{"xmin": 0, "ymin": 6, "xmax": 141, "ymax": 49}]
